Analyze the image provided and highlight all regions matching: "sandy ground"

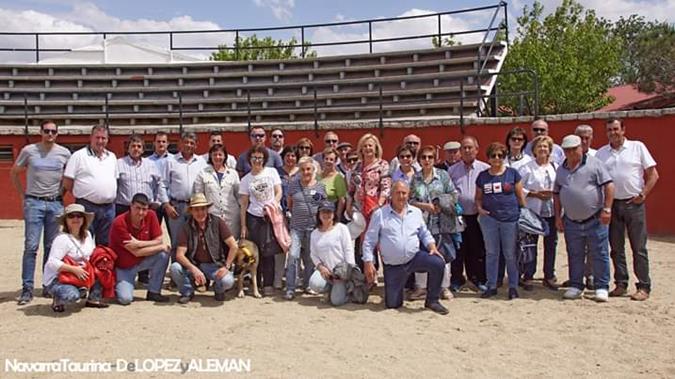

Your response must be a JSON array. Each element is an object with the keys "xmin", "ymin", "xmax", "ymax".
[{"xmin": 0, "ymin": 219, "xmax": 674, "ymax": 378}]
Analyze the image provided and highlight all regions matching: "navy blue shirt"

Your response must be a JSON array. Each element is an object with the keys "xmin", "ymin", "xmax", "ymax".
[{"xmin": 476, "ymin": 167, "xmax": 521, "ymax": 222}]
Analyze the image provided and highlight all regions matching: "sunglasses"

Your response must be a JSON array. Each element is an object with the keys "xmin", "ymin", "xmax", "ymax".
[
  {"xmin": 510, "ymin": 137, "xmax": 524, "ymax": 142},
  {"xmin": 489, "ymin": 153, "xmax": 505, "ymax": 159},
  {"xmin": 250, "ymin": 134, "xmax": 265, "ymax": 139},
  {"xmin": 42, "ymin": 129, "xmax": 58, "ymax": 135},
  {"xmin": 406, "ymin": 141, "xmax": 420, "ymax": 145},
  {"xmin": 298, "ymin": 146, "xmax": 311, "ymax": 150},
  {"xmin": 420, "ymin": 155, "xmax": 435, "ymax": 160},
  {"xmin": 251, "ymin": 156, "xmax": 264, "ymax": 162},
  {"xmin": 271, "ymin": 134, "xmax": 284, "ymax": 139},
  {"xmin": 532, "ymin": 128, "xmax": 547, "ymax": 133},
  {"xmin": 67, "ymin": 213, "xmax": 84, "ymax": 219},
  {"xmin": 399, "ymin": 154, "xmax": 412, "ymax": 159},
  {"xmin": 325, "ymin": 139, "xmax": 338, "ymax": 144}
]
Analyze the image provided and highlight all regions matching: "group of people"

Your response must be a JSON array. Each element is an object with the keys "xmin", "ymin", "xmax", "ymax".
[{"xmin": 11, "ymin": 117, "xmax": 658, "ymax": 315}]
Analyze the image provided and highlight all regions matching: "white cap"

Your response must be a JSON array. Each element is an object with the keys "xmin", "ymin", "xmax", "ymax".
[
  {"xmin": 443, "ymin": 141, "xmax": 461, "ymax": 150},
  {"xmin": 561, "ymin": 135, "xmax": 581, "ymax": 149}
]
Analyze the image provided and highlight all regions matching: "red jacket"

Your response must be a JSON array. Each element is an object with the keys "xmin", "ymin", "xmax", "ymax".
[{"xmin": 90, "ymin": 246, "xmax": 117, "ymax": 298}]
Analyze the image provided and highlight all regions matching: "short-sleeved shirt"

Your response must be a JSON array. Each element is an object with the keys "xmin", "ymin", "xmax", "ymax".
[
  {"xmin": 288, "ymin": 178, "xmax": 326, "ymax": 231},
  {"xmin": 177, "ymin": 217, "xmax": 232, "ymax": 264},
  {"xmin": 15, "ymin": 143, "xmax": 71, "ymax": 197},
  {"xmin": 319, "ymin": 172, "xmax": 347, "ymax": 203},
  {"xmin": 239, "ymin": 167, "xmax": 282, "ymax": 217},
  {"xmin": 476, "ymin": 167, "xmax": 522, "ymax": 222},
  {"xmin": 64, "ymin": 147, "xmax": 118, "ymax": 204},
  {"xmin": 109, "ymin": 211, "xmax": 162, "ymax": 269},
  {"xmin": 595, "ymin": 139, "xmax": 656, "ymax": 200},
  {"xmin": 236, "ymin": 148, "xmax": 283, "ymax": 176},
  {"xmin": 554, "ymin": 154, "xmax": 613, "ymax": 221}
]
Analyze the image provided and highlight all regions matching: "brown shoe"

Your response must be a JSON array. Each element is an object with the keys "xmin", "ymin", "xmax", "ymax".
[
  {"xmin": 440, "ymin": 288, "xmax": 454, "ymax": 300},
  {"xmin": 609, "ymin": 286, "xmax": 627, "ymax": 297},
  {"xmin": 408, "ymin": 288, "xmax": 427, "ymax": 301},
  {"xmin": 630, "ymin": 289, "xmax": 649, "ymax": 301}
]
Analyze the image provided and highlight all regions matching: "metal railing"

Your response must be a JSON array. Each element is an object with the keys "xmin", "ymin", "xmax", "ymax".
[
  {"xmin": 0, "ymin": 2, "xmax": 508, "ymax": 62},
  {"xmin": 10, "ymin": 69, "xmax": 539, "ymax": 138}
]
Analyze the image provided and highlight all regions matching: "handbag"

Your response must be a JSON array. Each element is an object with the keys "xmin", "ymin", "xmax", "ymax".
[{"xmin": 58, "ymin": 255, "xmax": 95, "ymax": 289}]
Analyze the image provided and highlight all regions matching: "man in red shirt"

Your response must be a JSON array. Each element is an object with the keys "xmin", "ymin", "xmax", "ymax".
[{"xmin": 110, "ymin": 193, "xmax": 170, "ymax": 305}]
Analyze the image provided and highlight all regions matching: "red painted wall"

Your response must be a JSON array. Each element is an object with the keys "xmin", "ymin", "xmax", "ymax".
[{"xmin": 1, "ymin": 114, "xmax": 673, "ymax": 234}]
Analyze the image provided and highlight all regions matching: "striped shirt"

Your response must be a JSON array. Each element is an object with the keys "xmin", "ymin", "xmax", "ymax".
[{"xmin": 116, "ymin": 156, "xmax": 168, "ymax": 206}]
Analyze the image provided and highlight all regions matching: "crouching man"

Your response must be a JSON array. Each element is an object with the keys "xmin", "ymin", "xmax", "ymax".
[
  {"xmin": 170, "ymin": 194, "xmax": 237, "ymax": 304},
  {"xmin": 110, "ymin": 193, "xmax": 170, "ymax": 304}
]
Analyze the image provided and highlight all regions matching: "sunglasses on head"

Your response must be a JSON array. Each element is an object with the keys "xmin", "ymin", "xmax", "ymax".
[
  {"xmin": 67, "ymin": 213, "xmax": 84, "ymax": 219},
  {"xmin": 250, "ymin": 133, "xmax": 265, "ymax": 139},
  {"xmin": 42, "ymin": 129, "xmax": 58, "ymax": 135}
]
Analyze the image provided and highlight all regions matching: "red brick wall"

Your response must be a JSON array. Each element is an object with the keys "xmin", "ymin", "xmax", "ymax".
[{"xmin": 1, "ymin": 113, "xmax": 673, "ymax": 234}]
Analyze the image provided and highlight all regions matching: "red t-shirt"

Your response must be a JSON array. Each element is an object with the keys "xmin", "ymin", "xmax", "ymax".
[{"xmin": 110, "ymin": 211, "xmax": 162, "ymax": 269}]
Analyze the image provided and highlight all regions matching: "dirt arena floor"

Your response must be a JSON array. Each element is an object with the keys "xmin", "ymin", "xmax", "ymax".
[{"xmin": 0, "ymin": 219, "xmax": 673, "ymax": 378}]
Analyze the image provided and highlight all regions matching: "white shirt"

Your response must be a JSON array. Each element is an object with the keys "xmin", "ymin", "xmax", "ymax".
[
  {"xmin": 64, "ymin": 147, "xmax": 118, "ymax": 204},
  {"xmin": 310, "ymin": 223, "xmax": 355, "ymax": 271},
  {"xmin": 596, "ymin": 139, "xmax": 656, "ymax": 199},
  {"xmin": 506, "ymin": 154, "xmax": 533, "ymax": 171},
  {"xmin": 587, "ymin": 148, "xmax": 597, "ymax": 157},
  {"xmin": 193, "ymin": 165, "xmax": 241, "ymax": 238},
  {"xmin": 519, "ymin": 160, "xmax": 557, "ymax": 217},
  {"xmin": 43, "ymin": 232, "xmax": 95, "ymax": 287},
  {"xmin": 239, "ymin": 167, "xmax": 281, "ymax": 217}
]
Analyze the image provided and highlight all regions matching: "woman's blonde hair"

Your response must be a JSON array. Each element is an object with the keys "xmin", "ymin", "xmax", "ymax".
[
  {"xmin": 531, "ymin": 135, "xmax": 554, "ymax": 156},
  {"xmin": 356, "ymin": 133, "xmax": 383, "ymax": 161},
  {"xmin": 298, "ymin": 156, "xmax": 317, "ymax": 173}
]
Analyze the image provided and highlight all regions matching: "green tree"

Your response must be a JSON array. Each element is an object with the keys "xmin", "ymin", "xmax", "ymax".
[
  {"xmin": 210, "ymin": 34, "xmax": 317, "ymax": 61},
  {"xmin": 499, "ymin": 0, "xmax": 621, "ymax": 114},
  {"xmin": 432, "ymin": 34, "xmax": 461, "ymax": 47}
]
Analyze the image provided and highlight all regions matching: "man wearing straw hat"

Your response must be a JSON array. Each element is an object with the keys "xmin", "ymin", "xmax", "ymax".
[
  {"xmin": 170, "ymin": 193, "xmax": 238, "ymax": 304},
  {"xmin": 109, "ymin": 193, "xmax": 170, "ymax": 305}
]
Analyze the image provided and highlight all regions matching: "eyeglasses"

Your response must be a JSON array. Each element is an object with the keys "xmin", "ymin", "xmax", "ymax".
[
  {"xmin": 406, "ymin": 141, "xmax": 420, "ymax": 145},
  {"xmin": 489, "ymin": 153, "xmax": 505, "ymax": 159},
  {"xmin": 420, "ymin": 155, "xmax": 435, "ymax": 160},
  {"xmin": 67, "ymin": 213, "xmax": 84, "ymax": 219},
  {"xmin": 251, "ymin": 156, "xmax": 264, "ymax": 162},
  {"xmin": 347, "ymin": 158, "xmax": 358, "ymax": 163},
  {"xmin": 398, "ymin": 154, "xmax": 412, "ymax": 159},
  {"xmin": 250, "ymin": 134, "xmax": 265, "ymax": 139},
  {"xmin": 510, "ymin": 137, "xmax": 524, "ymax": 142},
  {"xmin": 42, "ymin": 129, "xmax": 58, "ymax": 135},
  {"xmin": 271, "ymin": 134, "xmax": 284, "ymax": 139},
  {"xmin": 532, "ymin": 128, "xmax": 547, "ymax": 133},
  {"xmin": 298, "ymin": 146, "xmax": 311, "ymax": 150},
  {"xmin": 324, "ymin": 139, "xmax": 338, "ymax": 144}
]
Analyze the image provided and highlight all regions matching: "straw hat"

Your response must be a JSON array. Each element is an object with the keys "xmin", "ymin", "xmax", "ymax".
[
  {"xmin": 57, "ymin": 203, "xmax": 95, "ymax": 226},
  {"xmin": 188, "ymin": 193, "xmax": 212, "ymax": 208}
]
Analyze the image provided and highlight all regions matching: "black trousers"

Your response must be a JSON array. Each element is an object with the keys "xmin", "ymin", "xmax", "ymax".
[{"xmin": 451, "ymin": 215, "xmax": 487, "ymax": 286}]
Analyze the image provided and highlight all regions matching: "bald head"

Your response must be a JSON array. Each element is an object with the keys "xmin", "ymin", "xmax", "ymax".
[{"xmin": 403, "ymin": 134, "xmax": 421, "ymax": 156}]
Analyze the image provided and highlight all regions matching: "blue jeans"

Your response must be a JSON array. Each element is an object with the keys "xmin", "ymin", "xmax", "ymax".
[
  {"xmin": 563, "ymin": 216, "xmax": 610, "ymax": 291},
  {"xmin": 382, "ymin": 250, "xmax": 445, "ymax": 308},
  {"xmin": 115, "ymin": 252, "xmax": 169, "ymax": 305},
  {"xmin": 286, "ymin": 229, "xmax": 314, "ymax": 293},
  {"xmin": 308, "ymin": 270, "xmax": 348, "ymax": 306},
  {"xmin": 76, "ymin": 198, "xmax": 114, "ymax": 246},
  {"xmin": 22, "ymin": 197, "xmax": 63, "ymax": 289},
  {"xmin": 523, "ymin": 216, "xmax": 558, "ymax": 280},
  {"xmin": 479, "ymin": 215, "xmax": 519, "ymax": 290},
  {"xmin": 169, "ymin": 262, "xmax": 235, "ymax": 297},
  {"xmin": 47, "ymin": 280, "xmax": 102, "ymax": 306}
]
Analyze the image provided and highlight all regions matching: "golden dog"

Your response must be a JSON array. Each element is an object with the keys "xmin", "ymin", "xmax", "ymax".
[{"xmin": 236, "ymin": 239, "xmax": 261, "ymax": 298}]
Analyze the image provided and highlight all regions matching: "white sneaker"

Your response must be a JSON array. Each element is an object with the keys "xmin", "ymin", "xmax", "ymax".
[
  {"xmin": 563, "ymin": 287, "xmax": 583, "ymax": 300},
  {"xmin": 594, "ymin": 289, "xmax": 609, "ymax": 302}
]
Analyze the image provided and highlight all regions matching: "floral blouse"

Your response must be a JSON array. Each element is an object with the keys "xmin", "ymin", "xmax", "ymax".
[
  {"xmin": 348, "ymin": 159, "xmax": 391, "ymax": 217},
  {"xmin": 410, "ymin": 167, "xmax": 458, "ymax": 235}
]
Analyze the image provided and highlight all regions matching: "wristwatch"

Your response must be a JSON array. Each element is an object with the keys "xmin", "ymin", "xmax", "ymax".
[{"xmin": 602, "ymin": 207, "xmax": 611, "ymax": 213}]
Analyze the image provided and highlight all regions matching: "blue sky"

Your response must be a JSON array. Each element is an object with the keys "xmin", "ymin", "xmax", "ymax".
[{"xmin": 0, "ymin": 0, "xmax": 672, "ymax": 61}]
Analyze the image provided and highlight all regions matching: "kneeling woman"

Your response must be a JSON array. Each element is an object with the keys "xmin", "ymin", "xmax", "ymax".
[
  {"xmin": 308, "ymin": 201, "xmax": 355, "ymax": 306},
  {"xmin": 43, "ymin": 204, "xmax": 107, "ymax": 312}
]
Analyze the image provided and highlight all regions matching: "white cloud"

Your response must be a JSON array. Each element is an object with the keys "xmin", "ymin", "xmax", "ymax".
[
  {"xmin": 252, "ymin": 0, "xmax": 295, "ymax": 21},
  {"xmin": 308, "ymin": 8, "xmax": 494, "ymax": 56},
  {"xmin": 518, "ymin": 0, "xmax": 675, "ymax": 23},
  {"xmin": 0, "ymin": 2, "xmax": 230, "ymax": 62}
]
